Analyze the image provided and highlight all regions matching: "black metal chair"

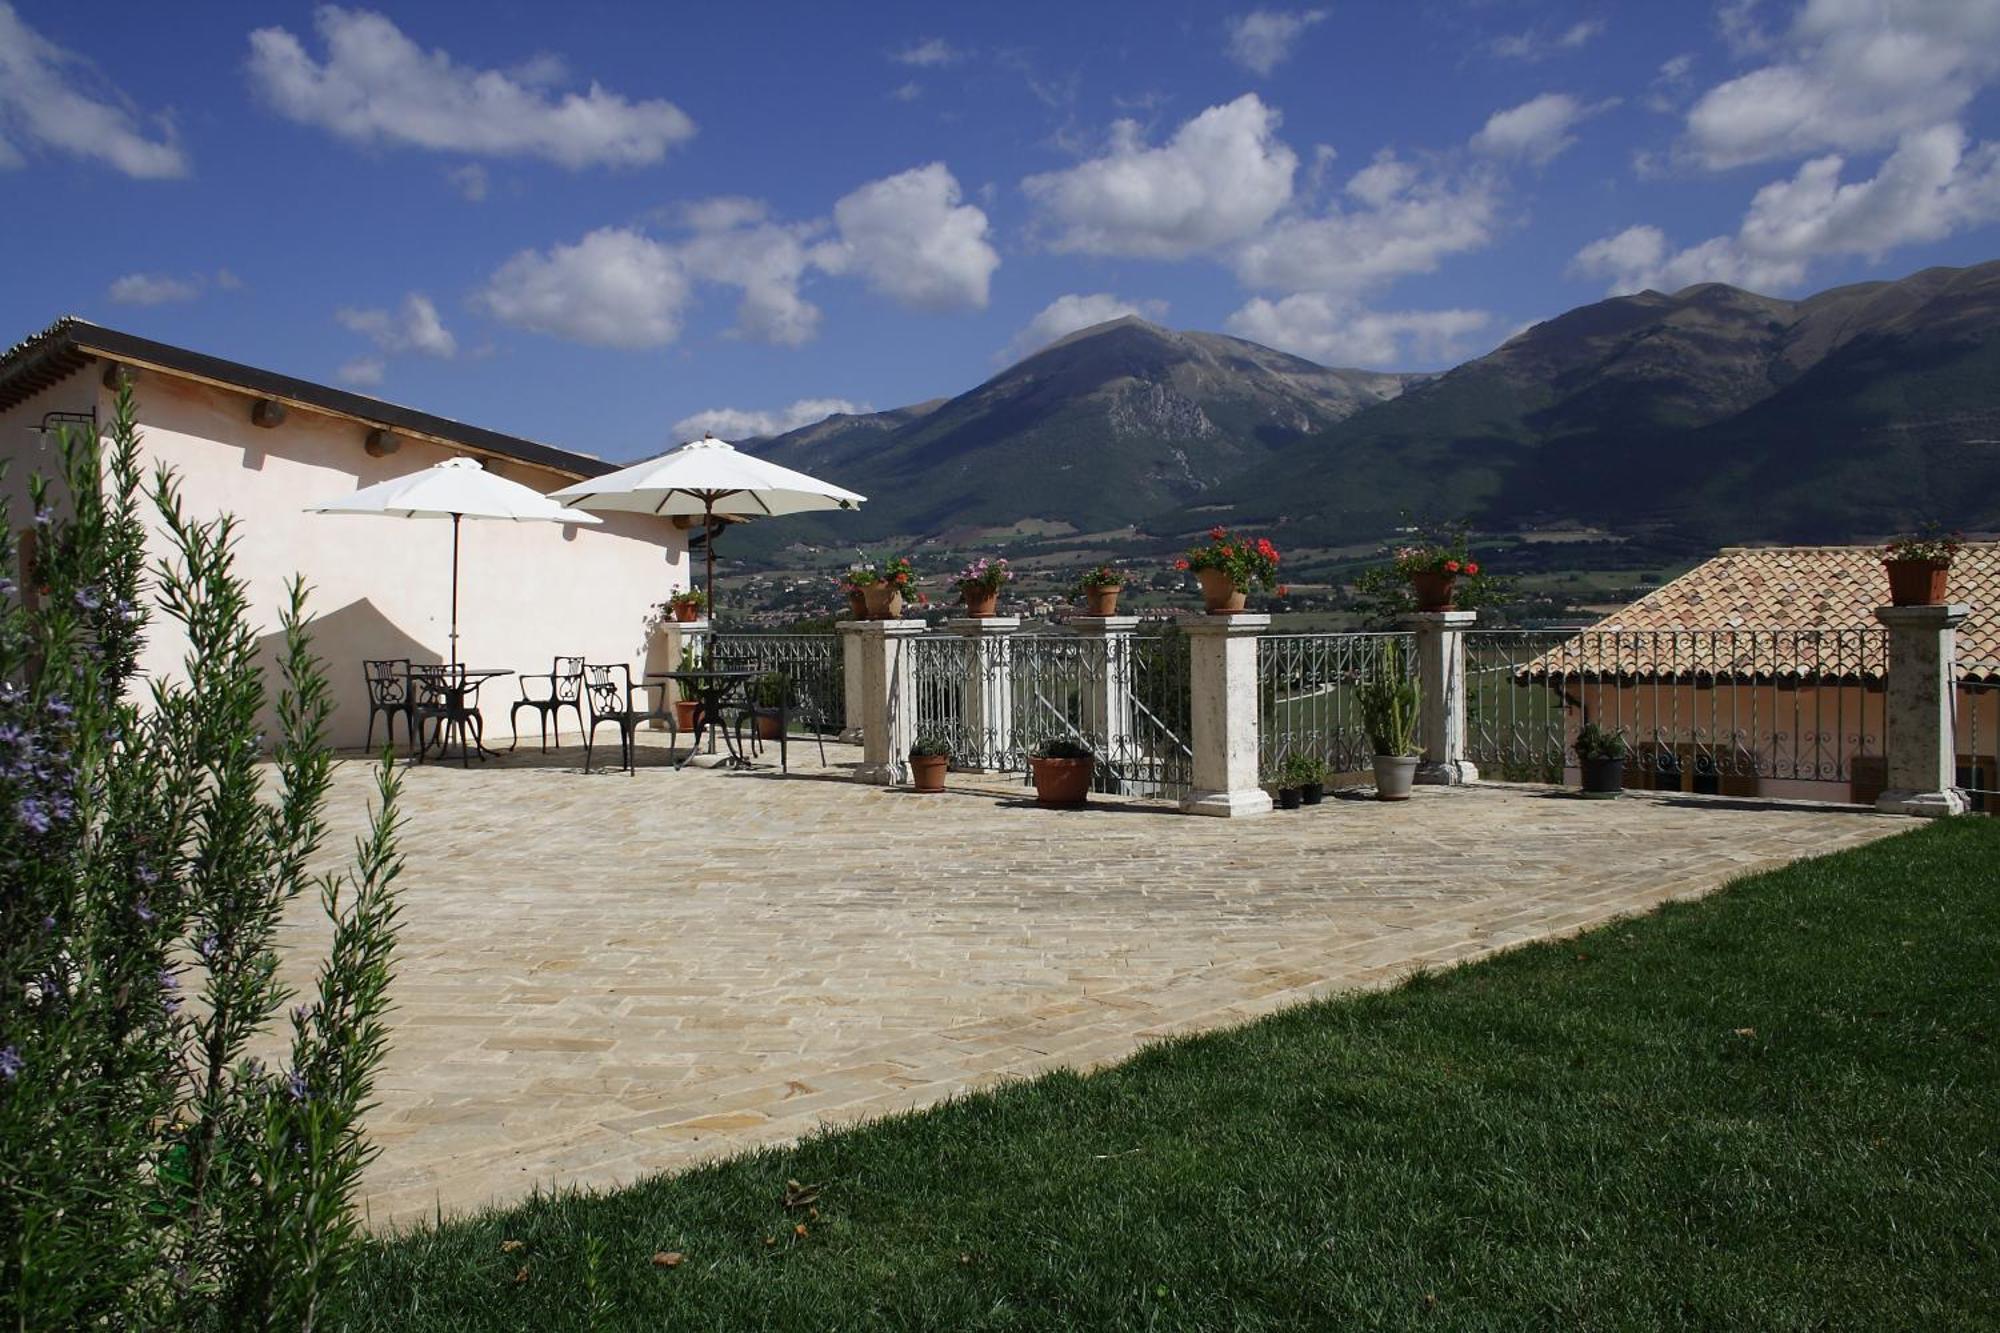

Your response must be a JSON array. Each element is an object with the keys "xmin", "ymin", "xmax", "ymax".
[
  {"xmin": 362, "ymin": 659, "xmax": 415, "ymax": 754},
  {"xmin": 583, "ymin": 664, "xmax": 674, "ymax": 774},
  {"xmin": 510, "ymin": 655, "xmax": 585, "ymax": 752},
  {"xmin": 729, "ymin": 670, "xmax": 826, "ymax": 774},
  {"xmin": 410, "ymin": 665, "xmax": 489, "ymax": 767}
]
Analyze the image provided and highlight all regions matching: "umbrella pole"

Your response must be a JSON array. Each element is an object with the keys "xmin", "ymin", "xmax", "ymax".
[
  {"xmin": 703, "ymin": 495, "xmax": 717, "ymax": 619},
  {"xmin": 450, "ymin": 511, "xmax": 461, "ymax": 668}
]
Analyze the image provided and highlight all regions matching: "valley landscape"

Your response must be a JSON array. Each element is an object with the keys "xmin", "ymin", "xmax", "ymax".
[{"xmin": 728, "ymin": 259, "xmax": 2000, "ymax": 627}]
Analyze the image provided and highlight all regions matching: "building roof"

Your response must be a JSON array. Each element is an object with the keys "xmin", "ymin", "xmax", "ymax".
[
  {"xmin": 0, "ymin": 317, "xmax": 615, "ymax": 481},
  {"xmin": 1520, "ymin": 544, "xmax": 2000, "ymax": 683}
]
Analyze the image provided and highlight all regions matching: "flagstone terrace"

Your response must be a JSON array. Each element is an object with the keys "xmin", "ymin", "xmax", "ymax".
[{"xmin": 287, "ymin": 734, "xmax": 1902, "ymax": 1228}]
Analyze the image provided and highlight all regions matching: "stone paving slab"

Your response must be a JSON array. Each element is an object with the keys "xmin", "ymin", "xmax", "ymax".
[{"xmin": 279, "ymin": 736, "xmax": 1906, "ymax": 1228}]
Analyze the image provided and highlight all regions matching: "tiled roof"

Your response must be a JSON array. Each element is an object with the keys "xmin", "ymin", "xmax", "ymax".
[{"xmin": 1520, "ymin": 544, "xmax": 2000, "ymax": 682}]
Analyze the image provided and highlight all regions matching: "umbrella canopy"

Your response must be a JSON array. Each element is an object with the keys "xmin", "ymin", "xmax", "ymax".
[
  {"xmin": 307, "ymin": 456, "xmax": 600, "ymax": 664},
  {"xmin": 550, "ymin": 433, "xmax": 865, "ymax": 611}
]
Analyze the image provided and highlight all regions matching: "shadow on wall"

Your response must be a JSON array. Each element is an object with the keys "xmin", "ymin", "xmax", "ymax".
[{"xmin": 252, "ymin": 597, "xmax": 440, "ymax": 751}]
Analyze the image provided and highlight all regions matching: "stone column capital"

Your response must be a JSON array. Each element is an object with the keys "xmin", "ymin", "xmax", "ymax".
[
  {"xmin": 945, "ymin": 615, "xmax": 1023, "ymax": 637},
  {"xmin": 1175, "ymin": 612, "xmax": 1271, "ymax": 637},
  {"xmin": 840, "ymin": 617, "xmax": 929, "ymax": 639},
  {"xmin": 1874, "ymin": 603, "xmax": 1971, "ymax": 630},
  {"xmin": 1069, "ymin": 614, "xmax": 1143, "ymax": 635},
  {"xmin": 1400, "ymin": 610, "xmax": 1479, "ymax": 630}
]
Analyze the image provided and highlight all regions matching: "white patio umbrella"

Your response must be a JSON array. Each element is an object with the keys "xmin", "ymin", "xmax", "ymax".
[
  {"xmin": 306, "ymin": 456, "xmax": 600, "ymax": 665},
  {"xmin": 549, "ymin": 433, "xmax": 865, "ymax": 613}
]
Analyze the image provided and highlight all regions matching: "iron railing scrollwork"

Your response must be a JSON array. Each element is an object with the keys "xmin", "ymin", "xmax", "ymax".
[{"xmin": 708, "ymin": 633, "xmax": 842, "ymax": 734}]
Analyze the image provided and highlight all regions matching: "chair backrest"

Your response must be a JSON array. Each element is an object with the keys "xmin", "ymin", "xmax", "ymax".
[
  {"xmin": 553, "ymin": 656, "xmax": 585, "ymax": 703},
  {"xmin": 408, "ymin": 663, "xmax": 466, "ymax": 708},
  {"xmin": 363, "ymin": 659, "xmax": 411, "ymax": 706},
  {"xmin": 583, "ymin": 664, "xmax": 630, "ymax": 720}
]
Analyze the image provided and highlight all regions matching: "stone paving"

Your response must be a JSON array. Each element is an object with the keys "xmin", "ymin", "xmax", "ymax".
[{"xmin": 282, "ymin": 734, "xmax": 1905, "ymax": 1228}]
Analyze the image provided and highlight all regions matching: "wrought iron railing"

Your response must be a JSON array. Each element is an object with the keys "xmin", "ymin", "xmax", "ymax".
[
  {"xmin": 1256, "ymin": 632, "xmax": 1413, "ymax": 781},
  {"xmin": 1958, "ymin": 678, "xmax": 1999, "ymax": 815},
  {"xmin": 1467, "ymin": 628, "xmax": 1888, "ymax": 793},
  {"xmin": 708, "ymin": 633, "xmax": 842, "ymax": 733}
]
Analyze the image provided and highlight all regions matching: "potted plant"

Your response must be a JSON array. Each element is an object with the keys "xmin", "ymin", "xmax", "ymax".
[
  {"xmin": 909, "ymin": 731, "xmax": 952, "ymax": 792},
  {"xmin": 862, "ymin": 555, "xmax": 921, "ymax": 618},
  {"xmin": 1394, "ymin": 537, "xmax": 1481, "ymax": 612},
  {"xmin": 1272, "ymin": 762, "xmax": 1304, "ymax": 810},
  {"xmin": 1284, "ymin": 752, "xmax": 1327, "ymax": 806},
  {"xmin": 1573, "ymin": 722, "xmax": 1627, "ymax": 799},
  {"xmin": 673, "ymin": 644, "xmax": 708, "ymax": 729},
  {"xmin": 1076, "ymin": 564, "xmax": 1126, "ymax": 615},
  {"xmin": 1357, "ymin": 643, "xmax": 1421, "ymax": 800},
  {"xmin": 837, "ymin": 570, "xmax": 868, "ymax": 620},
  {"xmin": 751, "ymin": 671, "xmax": 789, "ymax": 739},
  {"xmin": 1176, "ymin": 526, "xmax": 1280, "ymax": 614},
  {"xmin": 1882, "ymin": 526, "xmax": 1962, "ymax": 606},
  {"xmin": 667, "ymin": 587, "xmax": 706, "ymax": 623},
  {"xmin": 952, "ymin": 556, "xmax": 1012, "ymax": 618},
  {"xmin": 1028, "ymin": 736, "xmax": 1094, "ymax": 807}
]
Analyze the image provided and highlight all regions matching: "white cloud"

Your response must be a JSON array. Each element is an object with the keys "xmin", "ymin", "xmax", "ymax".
[
  {"xmin": 337, "ymin": 356, "xmax": 386, "ymax": 386},
  {"xmin": 1683, "ymin": 0, "xmax": 2000, "ymax": 169},
  {"xmin": 1471, "ymin": 93, "xmax": 1610, "ymax": 165},
  {"xmin": 1232, "ymin": 151, "xmax": 1499, "ymax": 295},
  {"xmin": 1226, "ymin": 294, "xmax": 1492, "ymax": 367},
  {"xmin": 1226, "ymin": 9, "xmax": 1328, "ymax": 76},
  {"xmin": 0, "ymin": 3, "xmax": 187, "ymax": 178},
  {"xmin": 445, "ymin": 162, "xmax": 488, "ymax": 200},
  {"xmin": 817, "ymin": 163, "xmax": 999, "ymax": 311},
  {"xmin": 1002, "ymin": 293, "xmax": 1170, "ymax": 362},
  {"xmin": 1572, "ymin": 123, "xmax": 2000, "ymax": 294},
  {"xmin": 670, "ymin": 398, "xmax": 871, "ymax": 441},
  {"xmin": 890, "ymin": 37, "xmax": 960, "ymax": 67},
  {"xmin": 1492, "ymin": 17, "xmax": 1606, "ymax": 61},
  {"xmin": 890, "ymin": 81, "xmax": 922, "ymax": 102},
  {"xmin": 675, "ymin": 198, "xmax": 823, "ymax": 345},
  {"xmin": 1023, "ymin": 94, "xmax": 1298, "ymax": 258},
  {"xmin": 336, "ymin": 293, "xmax": 457, "ymax": 357},
  {"xmin": 246, "ymin": 7, "xmax": 695, "ymax": 168},
  {"xmin": 478, "ymin": 227, "xmax": 689, "ymax": 347},
  {"xmin": 107, "ymin": 273, "xmax": 200, "ymax": 306}
]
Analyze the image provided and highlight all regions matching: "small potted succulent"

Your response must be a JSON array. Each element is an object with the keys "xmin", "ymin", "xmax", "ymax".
[
  {"xmin": 909, "ymin": 731, "xmax": 952, "ymax": 792},
  {"xmin": 1882, "ymin": 525, "xmax": 1962, "ymax": 606},
  {"xmin": 1393, "ymin": 537, "xmax": 1481, "ymax": 612},
  {"xmin": 1285, "ymin": 752, "xmax": 1327, "ymax": 806},
  {"xmin": 952, "ymin": 556, "xmax": 1012, "ymax": 618},
  {"xmin": 1357, "ymin": 643, "xmax": 1422, "ymax": 800},
  {"xmin": 751, "ymin": 671, "xmax": 789, "ymax": 739},
  {"xmin": 1028, "ymin": 736, "xmax": 1095, "ymax": 807},
  {"xmin": 667, "ymin": 587, "xmax": 707, "ymax": 623},
  {"xmin": 1076, "ymin": 564, "xmax": 1126, "ymax": 616},
  {"xmin": 1176, "ymin": 526, "xmax": 1280, "ymax": 614},
  {"xmin": 1573, "ymin": 722, "xmax": 1627, "ymax": 799},
  {"xmin": 862, "ymin": 555, "xmax": 921, "ymax": 618}
]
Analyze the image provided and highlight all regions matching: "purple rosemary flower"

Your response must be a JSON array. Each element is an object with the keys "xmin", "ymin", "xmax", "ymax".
[
  {"xmin": 43, "ymin": 696, "xmax": 70, "ymax": 720},
  {"xmin": 15, "ymin": 799, "xmax": 49, "ymax": 835},
  {"xmin": 133, "ymin": 897, "xmax": 155, "ymax": 924},
  {"xmin": 32, "ymin": 507, "xmax": 52, "ymax": 528},
  {"xmin": 197, "ymin": 933, "xmax": 219, "ymax": 963},
  {"xmin": 40, "ymin": 914, "xmax": 55, "ymax": 933},
  {"xmin": 0, "ymin": 577, "xmax": 14, "ymax": 598},
  {"xmin": 74, "ymin": 587, "xmax": 101, "ymax": 612},
  {"xmin": 135, "ymin": 863, "xmax": 158, "ymax": 887},
  {"xmin": 285, "ymin": 1068, "xmax": 310, "ymax": 1103},
  {"xmin": 0, "ymin": 1047, "xmax": 21, "ymax": 1080},
  {"xmin": 159, "ymin": 970, "xmax": 182, "ymax": 1013}
]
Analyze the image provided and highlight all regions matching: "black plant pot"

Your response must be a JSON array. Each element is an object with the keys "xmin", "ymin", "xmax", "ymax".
[
  {"xmin": 1580, "ymin": 755, "xmax": 1625, "ymax": 799},
  {"xmin": 1300, "ymin": 782, "xmax": 1324, "ymax": 806},
  {"xmin": 1276, "ymin": 786, "xmax": 1303, "ymax": 810}
]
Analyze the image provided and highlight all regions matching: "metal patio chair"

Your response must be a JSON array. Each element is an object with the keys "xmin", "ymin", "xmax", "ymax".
[
  {"xmin": 728, "ymin": 669, "xmax": 826, "ymax": 774},
  {"xmin": 582, "ymin": 663, "xmax": 675, "ymax": 774},
  {"xmin": 510, "ymin": 655, "xmax": 585, "ymax": 752},
  {"xmin": 362, "ymin": 658, "xmax": 415, "ymax": 754}
]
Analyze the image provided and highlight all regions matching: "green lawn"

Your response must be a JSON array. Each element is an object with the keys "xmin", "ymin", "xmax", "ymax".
[{"xmin": 341, "ymin": 820, "xmax": 2000, "ymax": 1330}]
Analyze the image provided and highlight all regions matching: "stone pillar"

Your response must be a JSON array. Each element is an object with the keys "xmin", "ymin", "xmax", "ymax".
[
  {"xmin": 1178, "ymin": 613, "xmax": 1272, "ymax": 818},
  {"xmin": 1402, "ymin": 610, "xmax": 1479, "ymax": 785},
  {"xmin": 850, "ymin": 618, "xmax": 927, "ymax": 785},
  {"xmin": 946, "ymin": 615, "xmax": 1019, "ymax": 772},
  {"xmin": 1874, "ymin": 603, "xmax": 1970, "ymax": 817},
  {"xmin": 836, "ymin": 620, "xmax": 866, "ymax": 745},
  {"xmin": 1073, "ymin": 615, "xmax": 1139, "ymax": 782},
  {"xmin": 643, "ymin": 617, "xmax": 708, "ymax": 729}
]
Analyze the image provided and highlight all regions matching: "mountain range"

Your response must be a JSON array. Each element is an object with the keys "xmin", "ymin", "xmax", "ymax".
[{"xmin": 743, "ymin": 260, "xmax": 2000, "ymax": 556}]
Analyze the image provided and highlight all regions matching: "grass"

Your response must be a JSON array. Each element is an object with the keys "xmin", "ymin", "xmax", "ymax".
[{"xmin": 339, "ymin": 820, "xmax": 2000, "ymax": 1330}]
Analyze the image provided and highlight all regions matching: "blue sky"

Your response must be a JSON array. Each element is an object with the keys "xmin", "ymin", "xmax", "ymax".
[{"xmin": 5, "ymin": 1, "xmax": 2000, "ymax": 460}]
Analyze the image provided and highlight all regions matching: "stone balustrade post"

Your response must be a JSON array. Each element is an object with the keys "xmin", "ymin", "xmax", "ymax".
[
  {"xmin": 1178, "ymin": 613, "xmax": 1271, "ymax": 817},
  {"xmin": 1874, "ymin": 603, "xmax": 1970, "ymax": 817},
  {"xmin": 1402, "ymin": 610, "xmax": 1479, "ymax": 785},
  {"xmin": 836, "ymin": 620, "xmax": 866, "ymax": 744},
  {"xmin": 946, "ymin": 615, "xmax": 1019, "ymax": 772},
  {"xmin": 643, "ymin": 616, "xmax": 708, "ymax": 729},
  {"xmin": 850, "ymin": 618, "xmax": 927, "ymax": 785},
  {"xmin": 1072, "ymin": 615, "xmax": 1139, "ymax": 782}
]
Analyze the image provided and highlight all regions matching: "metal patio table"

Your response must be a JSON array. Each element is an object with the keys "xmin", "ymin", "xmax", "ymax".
[{"xmin": 647, "ymin": 668, "xmax": 757, "ymax": 769}]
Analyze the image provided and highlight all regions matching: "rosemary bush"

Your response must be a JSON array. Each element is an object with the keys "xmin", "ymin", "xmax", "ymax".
[{"xmin": 0, "ymin": 382, "xmax": 404, "ymax": 1330}]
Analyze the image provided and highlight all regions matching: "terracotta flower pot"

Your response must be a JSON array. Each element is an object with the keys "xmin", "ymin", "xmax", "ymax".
[
  {"xmin": 962, "ymin": 588, "xmax": 998, "ymax": 618},
  {"xmin": 909, "ymin": 753, "xmax": 948, "ymax": 792},
  {"xmin": 1408, "ymin": 571, "xmax": 1456, "ymax": 612},
  {"xmin": 1884, "ymin": 558, "xmax": 1949, "ymax": 607},
  {"xmin": 755, "ymin": 714, "xmax": 784, "ymax": 740},
  {"xmin": 673, "ymin": 699, "xmax": 702, "ymax": 730},
  {"xmin": 1083, "ymin": 586, "xmax": 1121, "ymax": 616},
  {"xmin": 846, "ymin": 589, "xmax": 867, "ymax": 620},
  {"xmin": 672, "ymin": 602, "xmax": 700, "ymax": 623},
  {"xmin": 862, "ymin": 584, "xmax": 904, "ymax": 619},
  {"xmin": 1029, "ymin": 756, "xmax": 1093, "ymax": 806},
  {"xmin": 1372, "ymin": 754, "xmax": 1418, "ymax": 800},
  {"xmin": 1196, "ymin": 568, "xmax": 1247, "ymax": 614}
]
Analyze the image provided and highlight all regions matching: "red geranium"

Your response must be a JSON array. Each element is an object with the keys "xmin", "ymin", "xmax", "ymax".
[{"xmin": 1180, "ymin": 526, "xmax": 1281, "ymax": 592}]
